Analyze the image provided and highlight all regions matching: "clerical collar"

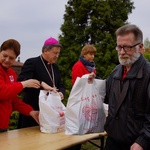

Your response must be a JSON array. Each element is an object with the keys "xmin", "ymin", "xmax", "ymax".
[{"xmin": 40, "ymin": 55, "xmax": 49, "ymax": 66}]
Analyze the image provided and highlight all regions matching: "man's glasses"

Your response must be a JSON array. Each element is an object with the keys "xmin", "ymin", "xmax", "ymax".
[{"xmin": 116, "ymin": 43, "xmax": 141, "ymax": 53}]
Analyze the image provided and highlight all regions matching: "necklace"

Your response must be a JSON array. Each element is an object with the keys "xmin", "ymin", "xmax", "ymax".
[{"xmin": 40, "ymin": 56, "xmax": 56, "ymax": 88}]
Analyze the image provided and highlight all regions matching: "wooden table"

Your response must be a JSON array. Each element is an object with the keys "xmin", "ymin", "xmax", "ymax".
[{"xmin": 0, "ymin": 126, "xmax": 107, "ymax": 150}]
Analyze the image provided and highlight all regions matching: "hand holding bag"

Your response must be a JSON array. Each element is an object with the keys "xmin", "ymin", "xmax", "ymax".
[
  {"xmin": 65, "ymin": 74, "xmax": 106, "ymax": 135},
  {"xmin": 39, "ymin": 90, "xmax": 66, "ymax": 133}
]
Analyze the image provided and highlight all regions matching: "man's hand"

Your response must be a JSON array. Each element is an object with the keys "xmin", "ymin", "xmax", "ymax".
[
  {"xmin": 41, "ymin": 81, "xmax": 58, "ymax": 93},
  {"xmin": 58, "ymin": 92, "xmax": 64, "ymax": 100},
  {"xmin": 130, "ymin": 143, "xmax": 143, "ymax": 150}
]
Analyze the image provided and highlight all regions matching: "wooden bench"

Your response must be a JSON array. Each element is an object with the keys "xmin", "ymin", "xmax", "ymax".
[
  {"xmin": 0, "ymin": 126, "xmax": 107, "ymax": 150},
  {"xmin": 88, "ymin": 131, "xmax": 107, "ymax": 149}
]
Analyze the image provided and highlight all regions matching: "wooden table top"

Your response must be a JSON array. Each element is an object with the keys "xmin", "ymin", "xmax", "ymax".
[{"xmin": 0, "ymin": 126, "xmax": 106, "ymax": 150}]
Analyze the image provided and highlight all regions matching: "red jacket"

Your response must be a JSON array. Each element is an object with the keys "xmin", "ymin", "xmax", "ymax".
[
  {"xmin": 0, "ymin": 65, "xmax": 33, "ymax": 129},
  {"xmin": 71, "ymin": 61, "xmax": 96, "ymax": 85}
]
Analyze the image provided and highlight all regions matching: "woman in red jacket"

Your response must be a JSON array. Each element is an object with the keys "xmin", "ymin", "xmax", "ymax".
[
  {"xmin": 72, "ymin": 44, "xmax": 97, "ymax": 85},
  {"xmin": 0, "ymin": 39, "xmax": 52, "ymax": 132},
  {"xmin": 70, "ymin": 45, "xmax": 97, "ymax": 149}
]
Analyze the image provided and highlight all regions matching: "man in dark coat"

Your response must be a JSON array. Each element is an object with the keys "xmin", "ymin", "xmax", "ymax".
[
  {"xmin": 17, "ymin": 37, "xmax": 65, "ymax": 128},
  {"xmin": 104, "ymin": 24, "xmax": 150, "ymax": 150},
  {"xmin": 87, "ymin": 24, "xmax": 150, "ymax": 150}
]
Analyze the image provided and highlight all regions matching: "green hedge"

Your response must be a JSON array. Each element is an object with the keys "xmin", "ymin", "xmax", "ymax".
[{"xmin": 9, "ymin": 111, "xmax": 19, "ymax": 130}]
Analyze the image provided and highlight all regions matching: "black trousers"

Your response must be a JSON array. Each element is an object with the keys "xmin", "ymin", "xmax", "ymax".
[
  {"xmin": 104, "ymin": 136, "xmax": 150, "ymax": 150},
  {"xmin": 17, "ymin": 114, "xmax": 38, "ymax": 129},
  {"xmin": 104, "ymin": 137, "xmax": 131, "ymax": 150},
  {"xmin": 64, "ymin": 144, "xmax": 81, "ymax": 150}
]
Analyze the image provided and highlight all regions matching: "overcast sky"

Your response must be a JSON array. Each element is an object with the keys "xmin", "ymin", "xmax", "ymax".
[{"xmin": 0, "ymin": 0, "xmax": 150, "ymax": 62}]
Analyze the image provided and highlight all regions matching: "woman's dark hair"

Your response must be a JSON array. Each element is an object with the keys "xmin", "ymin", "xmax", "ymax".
[{"xmin": 0, "ymin": 39, "xmax": 21, "ymax": 57}]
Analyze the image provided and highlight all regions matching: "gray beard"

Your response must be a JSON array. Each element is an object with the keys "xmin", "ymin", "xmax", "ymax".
[{"xmin": 118, "ymin": 51, "xmax": 140, "ymax": 66}]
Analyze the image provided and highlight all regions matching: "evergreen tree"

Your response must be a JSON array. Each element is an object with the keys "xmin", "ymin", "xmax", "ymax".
[{"xmin": 57, "ymin": 0, "xmax": 134, "ymax": 100}]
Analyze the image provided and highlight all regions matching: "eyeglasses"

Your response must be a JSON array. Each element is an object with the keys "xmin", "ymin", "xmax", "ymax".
[{"xmin": 116, "ymin": 43, "xmax": 141, "ymax": 53}]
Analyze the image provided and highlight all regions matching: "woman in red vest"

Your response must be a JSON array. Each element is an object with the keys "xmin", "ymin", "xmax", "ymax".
[{"xmin": 72, "ymin": 44, "xmax": 97, "ymax": 85}]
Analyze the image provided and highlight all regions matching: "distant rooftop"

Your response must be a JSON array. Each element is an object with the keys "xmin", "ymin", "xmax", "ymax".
[
  {"xmin": 12, "ymin": 57, "xmax": 24, "ymax": 67},
  {"xmin": 12, "ymin": 61, "xmax": 23, "ymax": 67}
]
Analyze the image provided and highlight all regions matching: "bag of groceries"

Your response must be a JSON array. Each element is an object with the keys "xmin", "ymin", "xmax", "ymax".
[
  {"xmin": 39, "ymin": 90, "xmax": 66, "ymax": 133},
  {"xmin": 65, "ymin": 74, "xmax": 106, "ymax": 135}
]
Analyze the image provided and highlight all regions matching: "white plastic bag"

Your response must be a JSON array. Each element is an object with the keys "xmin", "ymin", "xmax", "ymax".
[
  {"xmin": 65, "ymin": 74, "xmax": 106, "ymax": 135},
  {"xmin": 39, "ymin": 90, "xmax": 66, "ymax": 133}
]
